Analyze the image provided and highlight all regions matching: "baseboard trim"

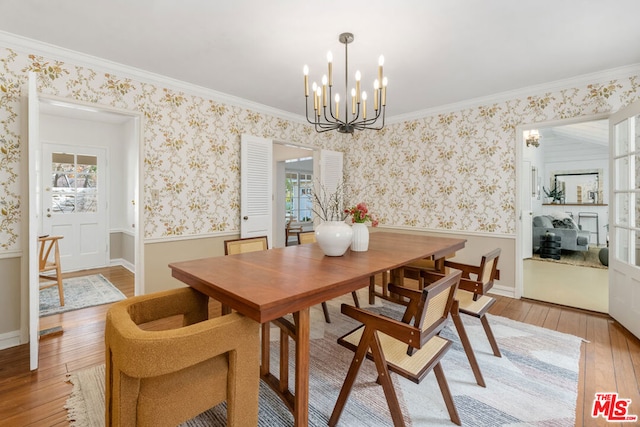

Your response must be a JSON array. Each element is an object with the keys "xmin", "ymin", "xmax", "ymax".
[
  {"xmin": 110, "ymin": 258, "xmax": 134, "ymax": 273},
  {"xmin": 489, "ymin": 284, "xmax": 516, "ymax": 299},
  {"xmin": 0, "ymin": 330, "xmax": 22, "ymax": 351}
]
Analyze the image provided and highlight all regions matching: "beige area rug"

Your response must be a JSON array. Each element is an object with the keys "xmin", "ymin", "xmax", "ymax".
[
  {"xmin": 66, "ymin": 296, "xmax": 583, "ymax": 426},
  {"xmin": 40, "ymin": 274, "xmax": 126, "ymax": 317},
  {"xmin": 531, "ymin": 245, "xmax": 607, "ymax": 269}
]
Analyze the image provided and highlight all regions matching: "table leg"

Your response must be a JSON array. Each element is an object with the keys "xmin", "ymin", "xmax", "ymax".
[
  {"xmin": 260, "ymin": 323, "xmax": 271, "ymax": 377},
  {"xmin": 293, "ymin": 308, "xmax": 310, "ymax": 427}
]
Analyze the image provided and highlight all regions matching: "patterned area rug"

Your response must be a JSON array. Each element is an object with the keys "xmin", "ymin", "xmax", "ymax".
[
  {"xmin": 40, "ymin": 274, "xmax": 126, "ymax": 317},
  {"xmin": 531, "ymin": 245, "xmax": 607, "ymax": 269},
  {"xmin": 65, "ymin": 295, "xmax": 583, "ymax": 426}
]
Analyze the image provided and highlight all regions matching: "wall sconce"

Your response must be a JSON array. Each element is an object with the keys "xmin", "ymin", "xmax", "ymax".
[{"xmin": 524, "ymin": 129, "xmax": 540, "ymax": 147}]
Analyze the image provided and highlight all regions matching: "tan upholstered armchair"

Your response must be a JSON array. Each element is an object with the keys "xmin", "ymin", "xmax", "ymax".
[{"xmin": 105, "ymin": 287, "xmax": 260, "ymax": 427}]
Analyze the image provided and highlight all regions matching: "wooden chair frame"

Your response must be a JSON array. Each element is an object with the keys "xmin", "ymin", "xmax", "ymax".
[
  {"xmin": 444, "ymin": 248, "xmax": 502, "ymax": 358},
  {"xmin": 329, "ymin": 271, "xmax": 462, "ymax": 427},
  {"xmin": 400, "ymin": 248, "xmax": 502, "ymax": 389},
  {"xmin": 38, "ymin": 235, "xmax": 65, "ymax": 306}
]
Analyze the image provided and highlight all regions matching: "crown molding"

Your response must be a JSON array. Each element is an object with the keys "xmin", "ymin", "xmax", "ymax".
[
  {"xmin": 387, "ymin": 63, "xmax": 640, "ymax": 124},
  {"xmin": 0, "ymin": 30, "xmax": 306, "ymax": 124},
  {"xmin": 3, "ymin": 30, "xmax": 639, "ymax": 127}
]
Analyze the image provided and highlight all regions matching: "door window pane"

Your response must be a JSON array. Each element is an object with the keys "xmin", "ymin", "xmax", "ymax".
[
  {"xmin": 50, "ymin": 152, "xmax": 98, "ymax": 213},
  {"xmin": 615, "ymin": 193, "xmax": 629, "ymax": 226},
  {"xmin": 615, "ymin": 119, "xmax": 629, "ymax": 156},
  {"xmin": 616, "ymin": 227, "xmax": 629, "ymax": 263},
  {"xmin": 615, "ymin": 157, "xmax": 629, "ymax": 190}
]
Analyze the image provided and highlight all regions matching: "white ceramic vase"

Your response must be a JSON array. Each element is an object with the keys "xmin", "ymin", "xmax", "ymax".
[
  {"xmin": 350, "ymin": 222, "xmax": 369, "ymax": 251},
  {"xmin": 315, "ymin": 220, "xmax": 353, "ymax": 256}
]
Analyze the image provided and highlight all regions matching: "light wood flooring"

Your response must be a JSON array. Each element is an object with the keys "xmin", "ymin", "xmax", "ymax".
[{"xmin": 0, "ymin": 266, "xmax": 639, "ymax": 426}]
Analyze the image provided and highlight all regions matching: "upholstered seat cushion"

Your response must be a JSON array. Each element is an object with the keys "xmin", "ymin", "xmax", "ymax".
[
  {"xmin": 341, "ymin": 325, "xmax": 451, "ymax": 381},
  {"xmin": 456, "ymin": 289, "xmax": 495, "ymax": 317}
]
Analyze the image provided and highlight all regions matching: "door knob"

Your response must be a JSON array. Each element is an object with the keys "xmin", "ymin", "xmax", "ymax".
[{"xmin": 243, "ymin": 216, "xmax": 249, "ymax": 220}]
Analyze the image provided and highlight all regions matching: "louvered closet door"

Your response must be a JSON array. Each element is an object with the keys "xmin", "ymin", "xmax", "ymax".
[{"xmin": 241, "ymin": 134, "xmax": 273, "ymax": 245}]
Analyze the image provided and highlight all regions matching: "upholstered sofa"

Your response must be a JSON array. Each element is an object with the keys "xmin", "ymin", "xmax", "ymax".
[{"xmin": 532, "ymin": 214, "xmax": 590, "ymax": 253}]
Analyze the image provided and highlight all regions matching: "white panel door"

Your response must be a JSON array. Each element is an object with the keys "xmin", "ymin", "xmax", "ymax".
[
  {"xmin": 240, "ymin": 134, "xmax": 273, "ymax": 244},
  {"xmin": 609, "ymin": 100, "xmax": 640, "ymax": 339},
  {"xmin": 42, "ymin": 143, "xmax": 108, "ymax": 271},
  {"xmin": 27, "ymin": 73, "xmax": 40, "ymax": 370}
]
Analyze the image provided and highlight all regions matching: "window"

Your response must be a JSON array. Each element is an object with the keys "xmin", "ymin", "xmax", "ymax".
[
  {"xmin": 285, "ymin": 171, "xmax": 313, "ymax": 222},
  {"xmin": 51, "ymin": 152, "xmax": 98, "ymax": 213}
]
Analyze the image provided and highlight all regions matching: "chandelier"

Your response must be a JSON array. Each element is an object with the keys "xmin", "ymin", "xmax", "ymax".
[{"xmin": 303, "ymin": 32, "xmax": 387, "ymax": 134}]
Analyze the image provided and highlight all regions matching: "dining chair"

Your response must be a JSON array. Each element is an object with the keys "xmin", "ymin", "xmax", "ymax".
[
  {"xmin": 105, "ymin": 287, "xmax": 260, "ymax": 427},
  {"xmin": 402, "ymin": 248, "xmax": 502, "ymax": 388},
  {"xmin": 222, "ymin": 236, "xmax": 269, "ymax": 315},
  {"xmin": 329, "ymin": 270, "xmax": 462, "ymax": 427},
  {"xmin": 38, "ymin": 235, "xmax": 65, "ymax": 306},
  {"xmin": 294, "ymin": 230, "xmax": 360, "ymax": 322},
  {"xmin": 297, "ymin": 230, "xmax": 316, "ymax": 245},
  {"xmin": 442, "ymin": 248, "xmax": 502, "ymax": 358},
  {"xmin": 224, "ymin": 235, "xmax": 269, "ymax": 255},
  {"xmin": 285, "ymin": 219, "xmax": 303, "ymax": 246}
]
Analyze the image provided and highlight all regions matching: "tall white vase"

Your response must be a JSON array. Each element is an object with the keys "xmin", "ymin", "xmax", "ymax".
[
  {"xmin": 315, "ymin": 221, "xmax": 353, "ymax": 256},
  {"xmin": 350, "ymin": 222, "xmax": 369, "ymax": 251}
]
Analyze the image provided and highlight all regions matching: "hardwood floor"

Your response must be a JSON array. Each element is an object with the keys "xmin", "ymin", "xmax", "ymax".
[{"xmin": 0, "ymin": 266, "xmax": 638, "ymax": 426}]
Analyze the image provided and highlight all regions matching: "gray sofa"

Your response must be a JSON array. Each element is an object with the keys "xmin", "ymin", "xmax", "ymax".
[{"xmin": 532, "ymin": 215, "xmax": 590, "ymax": 253}]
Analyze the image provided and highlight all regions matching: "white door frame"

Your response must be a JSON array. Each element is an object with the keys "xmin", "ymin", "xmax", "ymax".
[
  {"xmin": 515, "ymin": 113, "xmax": 609, "ymax": 301},
  {"xmin": 25, "ymin": 85, "xmax": 144, "ymax": 370},
  {"xmin": 608, "ymin": 101, "xmax": 640, "ymax": 338}
]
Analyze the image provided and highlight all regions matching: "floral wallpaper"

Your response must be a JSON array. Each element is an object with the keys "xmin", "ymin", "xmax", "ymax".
[
  {"xmin": 0, "ymin": 41, "xmax": 639, "ymax": 254},
  {"xmin": 345, "ymin": 80, "xmax": 639, "ymax": 234},
  {"xmin": 0, "ymin": 46, "xmax": 343, "ymax": 251}
]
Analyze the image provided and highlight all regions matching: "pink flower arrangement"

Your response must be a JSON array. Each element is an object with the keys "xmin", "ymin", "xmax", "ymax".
[{"xmin": 345, "ymin": 202, "xmax": 379, "ymax": 227}]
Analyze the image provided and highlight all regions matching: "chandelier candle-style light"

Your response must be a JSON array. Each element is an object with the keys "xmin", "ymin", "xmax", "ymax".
[{"xmin": 303, "ymin": 32, "xmax": 387, "ymax": 134}]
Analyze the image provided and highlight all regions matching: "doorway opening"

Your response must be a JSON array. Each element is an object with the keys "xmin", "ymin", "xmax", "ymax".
[
  {"xmin": 273, "ymin": 143, "xmax": 315, "ymax": 247},
  {"xmin": 520, "ymin": 117, "xmax": 609, "ymax": 313}
]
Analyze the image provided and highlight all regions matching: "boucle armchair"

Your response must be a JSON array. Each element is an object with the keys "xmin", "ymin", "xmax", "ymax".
[{"xmin": 105, "ymin": 287, "xmax": 260, "ymax": 427}]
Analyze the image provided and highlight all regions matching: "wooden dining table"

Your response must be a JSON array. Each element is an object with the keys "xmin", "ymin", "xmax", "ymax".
[{"xmin": 169, "ymin": 231, "xmax": 466, "ymax": 427}]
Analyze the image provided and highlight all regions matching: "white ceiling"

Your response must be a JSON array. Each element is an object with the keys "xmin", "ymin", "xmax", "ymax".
[
  {"xmin": 2, "ymin": 0, "xmax": 640, "ymax": 120},
  {"xmin": 539, "ymin": 119, "xmax": 609, "ymax": 161}
]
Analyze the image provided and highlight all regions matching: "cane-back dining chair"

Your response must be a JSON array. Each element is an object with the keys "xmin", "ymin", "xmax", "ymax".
[
  {"xmin": 443, "ymin": 248, "xmax": 502, "ymax": 358},
  {"xmin": 224, "ymin": 235, "xmax": 269, "ymax": 255},
  {"xmin": 297, "ymin": 230, "xmax": 316, "ymax": 245},
  {"xmin": 402, "ymin": 248, "xmax": 502, "ymax": 388},
  {"xmin": 38, "ymin": 235, "xmax": 65, "ymax": 306},
  {"xmin": 329, "ymin": 271, "xmax": 462, "ymax": 427}
]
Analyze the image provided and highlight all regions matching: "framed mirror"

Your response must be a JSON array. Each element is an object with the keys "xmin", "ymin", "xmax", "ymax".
[{"xmin": 553, "ymin": 169, "xmax": 603, "ymax": 204}]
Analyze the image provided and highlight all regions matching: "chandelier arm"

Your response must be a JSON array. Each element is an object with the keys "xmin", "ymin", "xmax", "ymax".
[{"xmin": 305, "ymin": 97, "xmax": 322, "ymax": 125}]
